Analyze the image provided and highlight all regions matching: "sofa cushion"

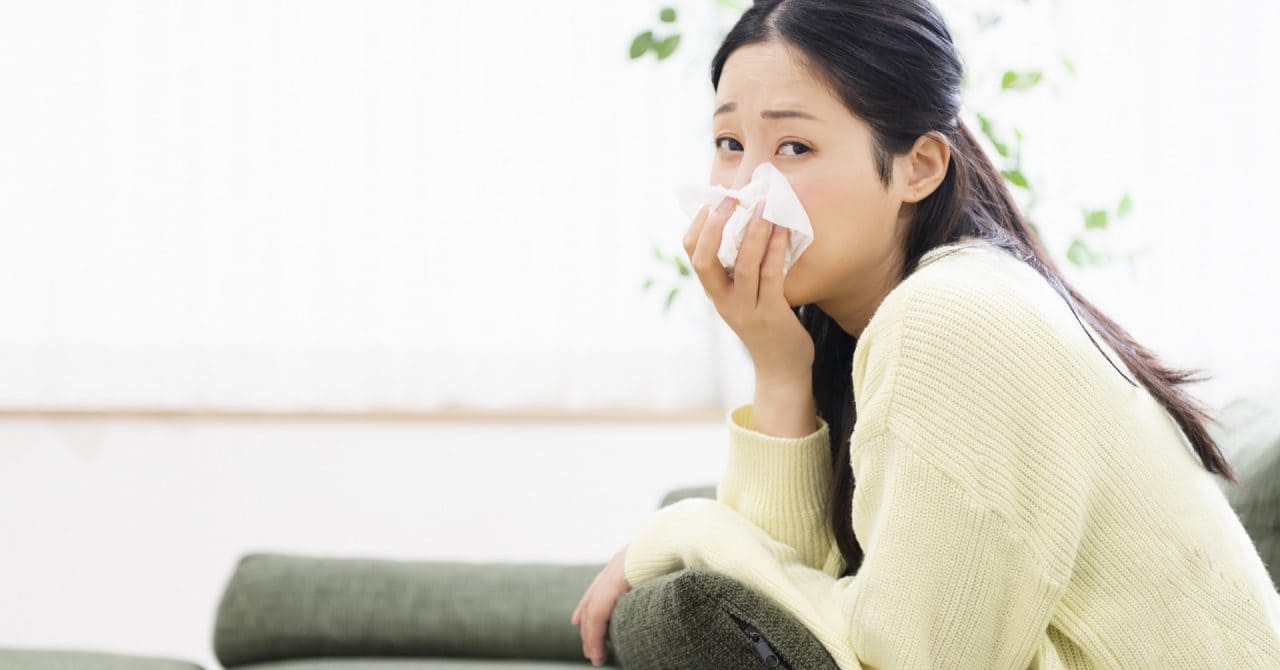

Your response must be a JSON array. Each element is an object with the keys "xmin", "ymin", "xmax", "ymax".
[
  {"xmin": 232, "ymin": 660, "xmax": 609, "ymax": 669},
  {"xmin": 607, "ymin": 567, "xmax": 839, "ymax": 670},
  {"xmin": 1212, "ymin": 391, "xmax": 1280, "ymax": 589},
  {"xmin": 213, "ymin": 553, "xmax": 605, "ymax": 668},
  {"xmin": 0, "ymin": 648, "xmax": 203, "ymax": 670}
]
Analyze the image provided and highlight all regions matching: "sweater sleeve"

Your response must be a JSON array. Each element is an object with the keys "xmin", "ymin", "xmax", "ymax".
[
  {"xmin": 714, "ymin": 402, "xmax": 842, "ymax": 575},
  {"xmin": 624, "ymin": 268, "xmax": 1092, "ymax": 670},
  {"xmin": 623, "ymin": 430, "xmax": 1067, "ymax": 670}
]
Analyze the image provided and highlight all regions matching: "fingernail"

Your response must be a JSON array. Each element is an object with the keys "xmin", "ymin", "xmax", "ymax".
[{"xmin": 716, "ymin": 196, "xmax": 736, "ymax": 214}]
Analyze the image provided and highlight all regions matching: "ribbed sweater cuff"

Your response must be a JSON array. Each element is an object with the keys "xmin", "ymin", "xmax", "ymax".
[{"xmin": 720, "ymin": 402, "xmax": 833, "ymax": 516}]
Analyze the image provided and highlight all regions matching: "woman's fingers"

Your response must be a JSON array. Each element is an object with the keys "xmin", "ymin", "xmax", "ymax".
[
  {"xmin": 731, "ymin": 198, "xmax": 771, "ymax": 314},
  {"xmin": 581, "ymin": 601, "xmax": 605, "ymax": 665},
  {"xmin": 576, "ymin": 596, "xmax": 592, "ymax": 658},
  {"xmin": 682, "ymin": 204, "xmax": 710, "ymax": 259},
  {"xmin": 571, "ymin": 568, "xmax": 603, "ymax": 626},
  {"xmin": 690, "ymin": 197, "xmax": 735, "ymax": 300},
  {"xmin": 570, "ymin": 595, "xmax": 583, "ymax": 625},
  {"xmin": 758, "ymin": 224, "xmax": 789, "ymax": 309},
  {"xmin": 572, "ymin": 547, "xmax": 628, "ymax": 666},
  {"xmin": 574, "ymin": 582, "xmax": 603, "ymax": 665}
]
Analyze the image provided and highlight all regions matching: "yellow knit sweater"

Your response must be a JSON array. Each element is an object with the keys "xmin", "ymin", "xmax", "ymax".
[{"xmin": 623, "ymin": 237, "xmax": 1280, "ymax": 669}]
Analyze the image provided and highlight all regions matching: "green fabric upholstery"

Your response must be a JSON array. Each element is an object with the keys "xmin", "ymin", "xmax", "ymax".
[
  {"xmin": 606, "ymin": 484, "xmax": 840, "ymax": 670},
  {"xmin": 1212, "ymin": 391, "xmax": 1280, "ymax": 590},
  {"xmin": 213, "ymin": 553, "xmax": 608, "ymax": 668},
  {"xmin": 658, "ymin": 484, "xmax": 717, "ymax": 509},
  {"xmin": 0, "ymin": 648, "xmax": 203, "ymax": 670},
  {"xmin": 608, "ymin": 568, "xmax": 840, "ymax": 670},
  {"xmin": 234, "ymin": 660, "xmax": 598, "ymax": 669}
]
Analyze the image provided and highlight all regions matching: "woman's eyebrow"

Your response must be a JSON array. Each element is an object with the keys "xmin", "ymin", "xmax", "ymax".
[{"xmin": 713, "ymin": 101, "xmax": 821, "ymax": 121}]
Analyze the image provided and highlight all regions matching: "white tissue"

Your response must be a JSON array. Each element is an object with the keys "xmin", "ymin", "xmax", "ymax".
[{"xmin": 676, "ymin": 162, "xmax": 814, "ymax": 279}]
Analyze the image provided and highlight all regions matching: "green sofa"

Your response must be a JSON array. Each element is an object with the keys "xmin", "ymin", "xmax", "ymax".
[
  {"xmin": 3, "ymin": 393, "xmax": 1276, "ymax": 670},
  {"xmin": 203, "ymin": 479, "xmax": 843, "ymax": 670}
]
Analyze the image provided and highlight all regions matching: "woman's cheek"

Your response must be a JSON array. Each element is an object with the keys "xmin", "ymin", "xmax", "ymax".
[
  {"xmin": 790, "ymin": 172, "xmax": 845, "ymax": 221},
  {"xmin": 791, "ymin": 182, "xmax": 837, "ymax": 243}
]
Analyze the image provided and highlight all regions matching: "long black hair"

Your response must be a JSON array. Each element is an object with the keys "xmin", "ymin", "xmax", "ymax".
[{"xmin": 710, "ymin": 0, "xmax": 1236, "ymax": 579}]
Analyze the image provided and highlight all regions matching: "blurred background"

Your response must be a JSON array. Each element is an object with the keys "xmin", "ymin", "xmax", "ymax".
[{"xmin": 1, "ymin": 1, "xmax": 1277, "ymax": 668}]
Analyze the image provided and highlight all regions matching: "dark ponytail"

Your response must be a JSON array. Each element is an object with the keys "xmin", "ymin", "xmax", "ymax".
[{"xmin": 711, "ymin": 0, "xmax": 1235, "ymax": 579}]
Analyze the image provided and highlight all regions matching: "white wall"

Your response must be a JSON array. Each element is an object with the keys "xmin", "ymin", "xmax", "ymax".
[
  {"xmin": 2, "ymin": 0, "xmax": 1274, "ymax": 414},
  {"xmin": 0, "ymin": 415, "xmax": 727, "ymax": 668},
  {"xmin": 0, "ymin": 0, "xmax": 734, "ymax": 413}
]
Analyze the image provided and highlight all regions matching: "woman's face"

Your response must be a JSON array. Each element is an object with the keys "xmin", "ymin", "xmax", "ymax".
[{"xmin": 711, "ymin": 40, "xmax": 942, "ymax": 336}]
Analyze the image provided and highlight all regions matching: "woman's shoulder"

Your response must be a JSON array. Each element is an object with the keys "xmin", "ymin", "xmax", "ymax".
[
  {"xmin": 850, "ymin": 242, "xmax": 1124, "ymax": 516},
  {"xmin": 862, "ymin": 238, "xmax": 1055, "ymax": 348},
  {"xmin": 852, "ymin": 238, "xmax": 1111, "ymax": 413}
]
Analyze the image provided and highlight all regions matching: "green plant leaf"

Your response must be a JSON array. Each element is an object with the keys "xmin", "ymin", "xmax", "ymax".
[
  {"xmin": 976, "ymin": 111, "xmax": 994, "ymax": 135},
  {"xmin": 1066, "ymin": 238, "xmax": 1111, "ymax": 267},
  {"xmin": 651, "ymin": 244, "xmax": 666, "ymax": 262},
  {"xmin": 1084, "ymin": 209, "xmax": 1109, "ymax": 230},
  {"xmin": 975, "ymin": 112, "xmax": 1009, "ymax": 157},
  {"xmin": 1061, "ymin": 56, "xmax": 1076, "ymax": 75},
  {"xmin": 673, "ymin": 255, "xmax": 691, "ymax": 276},
  {"xmin": 663, "ymin": 287, "xmax": 679, "ymax": 312},
  {"xmin": 1001, "ymin": 69, "xmax": 1043, "ymax": 91},
  {"xmin": 630, "ymin": 31, "xmax": 653, "ymax": 59},
  {"xmin": 1001, "ymin": 169, "xmax": 1029, "ymax": 188},
  {"xmin": 659, "ymin": 7, "xmax": 677, "ymax": 23},
  {"xmin": 641, "ymin": 277, "xmax": 654, "ymax": 291},
  {"xmin": 654, "ymin": 34, "xmax": 681, "ymax": 60},
  {"xmin": 1066, "ymin": 238, "xmax": 1093, "ymax": 266},
  {"xmin": 1117, "ymin": 193, "xmax": 1133, "ymax": 218}
]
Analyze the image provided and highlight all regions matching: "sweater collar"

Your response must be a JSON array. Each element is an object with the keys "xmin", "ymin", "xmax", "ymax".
[{"xmin": 916, "ymin": 236, "xmax": 992, "ymax": 269}]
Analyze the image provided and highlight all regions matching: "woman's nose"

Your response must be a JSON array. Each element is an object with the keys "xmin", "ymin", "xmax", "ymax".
[{"xmin": 730, "ymin": 160, "xmax": 768, "ymax": 191}]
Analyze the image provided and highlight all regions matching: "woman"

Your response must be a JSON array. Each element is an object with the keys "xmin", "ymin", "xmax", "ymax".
[{"xmin": 572, "ymin": 0, "xmax": 1280, "ymax": 667}]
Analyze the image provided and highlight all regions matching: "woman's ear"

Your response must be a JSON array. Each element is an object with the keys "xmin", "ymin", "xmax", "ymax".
[{"xmin": 897, "ymin": 131, "xmax": 950, "ymax": 204}]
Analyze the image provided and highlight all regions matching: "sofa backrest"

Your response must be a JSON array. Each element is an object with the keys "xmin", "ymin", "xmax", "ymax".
[
  {"xmin": 212, "ymin": 552, "xmax": 605, "ymax": 667},
  {"xmin": 659, "ymin": 483, "xmax": 715, "ymax": 509},
  {"xmin": 1210, "ymin": 391, "xmax": 1280, "ymax": 590}
]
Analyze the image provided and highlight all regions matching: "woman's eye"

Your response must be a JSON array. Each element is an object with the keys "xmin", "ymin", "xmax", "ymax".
[
  {"xmin": 713, "ymin": 137, "xmax": 810, "ymax": 156},
  {"xmin": 714, "ymin": 137, "xmax": 743, "ymax": 152},
  {"xmin": 778, "ymin": 141, "xmax": 811, "ymax": 156}
]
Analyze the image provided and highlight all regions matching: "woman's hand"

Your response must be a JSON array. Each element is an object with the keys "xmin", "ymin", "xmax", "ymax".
[
  {"xmin": 570, "ymin": 542, "xmax": 631, "ymax": 667},
  {"xmin": 685, "ymin": 195, "xmax": 815, "ymax": 385}
]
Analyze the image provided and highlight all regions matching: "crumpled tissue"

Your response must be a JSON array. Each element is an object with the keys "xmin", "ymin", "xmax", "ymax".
[{"xmin": 675, "ymin": 162, "xmax": 814, "ymax": 279}]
